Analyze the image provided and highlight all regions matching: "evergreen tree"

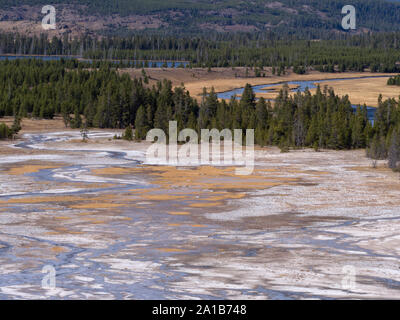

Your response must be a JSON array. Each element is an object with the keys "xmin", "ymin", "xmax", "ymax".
[
  {"xmin": 11, "ymin": 116, "xmax": 21, "ymax": 136},
  {"xmin": 71, "ymin": 106, "xmax": 82, "ymax": 129},
  {"xmin": 61, "ymin": 102, "xmax": 71, "ymax": 128},
  {"xmin": 134, "ymin": 105, "xmax": 148, "ymax": 140},
  {"xmin": 123, "ymin": 125, "xmax": 133, "ymax": 141},
  {"xmin": 0, "ymin": 123, "xmax": 11, "ymax": 140}
]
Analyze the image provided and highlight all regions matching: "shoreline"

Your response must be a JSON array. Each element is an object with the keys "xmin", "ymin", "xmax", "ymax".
[{"xmin": 214, "ymin": 74, "xmax": 392, "ymax": 96}]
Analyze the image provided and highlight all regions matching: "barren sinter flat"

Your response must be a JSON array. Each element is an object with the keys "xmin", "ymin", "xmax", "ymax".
[{"xmin": 0, "ymin": 119, "xmax": 399, "ymax": 299}]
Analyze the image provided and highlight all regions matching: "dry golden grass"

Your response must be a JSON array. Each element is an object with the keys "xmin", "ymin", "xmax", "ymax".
[
  {"xmin": 0, "ymin": 116, "xmax": 66, "ymax": 133},
  {"xmin": 261, "ymin": 84, "xmax": 300, "ymax": 91},
  {"xmin": 309, "ymin": 77, "xmax": 400, "ymax": 107},
  {"xmin": 122, "ymin": 68, "xmax": 395, "ymax": 102},
  {"xmin": 120, "ymin": 67, "xmax": 252, "ymax": 90},
  {"xmin": 122, "ymin": 68, "xmax": 398, "ymax": 107}
]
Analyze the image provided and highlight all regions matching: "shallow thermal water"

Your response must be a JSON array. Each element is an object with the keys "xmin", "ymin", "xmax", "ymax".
[{"xmin": 0, "ymin": 132, "xmax": 400, "ymax": 299}]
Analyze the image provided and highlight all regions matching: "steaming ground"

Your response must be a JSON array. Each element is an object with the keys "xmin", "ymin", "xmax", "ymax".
[{"xmin": 0, "ymin": 130, "xmax": 399, "ymax": 299}]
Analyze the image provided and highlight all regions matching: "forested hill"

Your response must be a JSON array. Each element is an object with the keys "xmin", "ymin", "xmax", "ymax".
[{"xmin": 2, "ymin": 0, "xmax": 400, "ymax": 36}]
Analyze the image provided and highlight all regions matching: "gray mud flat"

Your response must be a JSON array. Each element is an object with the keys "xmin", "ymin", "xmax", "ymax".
[{"xmin": 0, "ymin": 131, "xmax": 400, "ymax": 299}]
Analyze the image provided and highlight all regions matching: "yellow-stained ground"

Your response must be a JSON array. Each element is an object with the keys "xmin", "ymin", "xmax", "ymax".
[
  {"xmin": 156, "ymin": 248, "xmax": 188, "ymax": 253},
  {"xmin": 69, "ymin": 203, "xmax": 125, "ymax": 209},
  {"xmin": 6, "ymin": 164, "xmax": 62, "ymax": 175},
  {"xmin": 168, "ymin": 211, "xmax": 191, "ymax": 216},
  {"xmin": 3, "ymin": 129, "xmax": 400, "ymax": 299},
  {"xmin": 2, "ymin": 160, "xmax": 294, "ymax": 217}
]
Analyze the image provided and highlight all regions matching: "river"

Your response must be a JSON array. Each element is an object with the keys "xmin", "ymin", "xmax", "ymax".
[
  {"xmin": 0, "ymin": 55, "xmax": 188, "ymax": 68},
  {"xmin": 216, "ymin": 76, "xmax": 391, "ymax": 121}
]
